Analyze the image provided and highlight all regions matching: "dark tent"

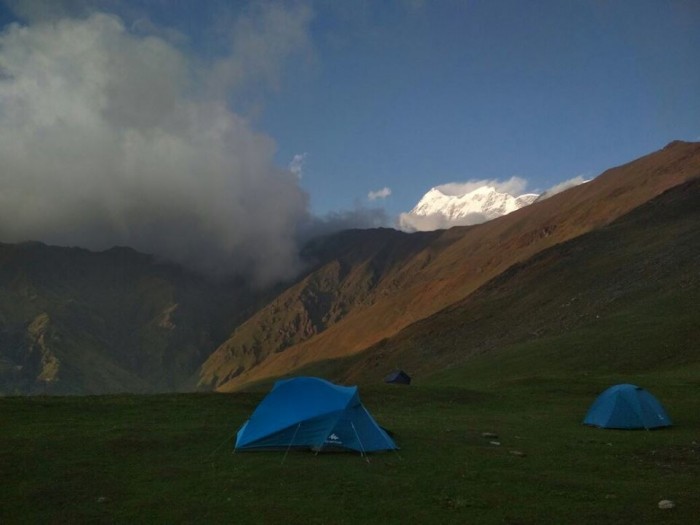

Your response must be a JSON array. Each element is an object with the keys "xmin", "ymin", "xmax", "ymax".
[{"xmin": 384, "ymin": 369, "xmax": 411, "ymax": 385}]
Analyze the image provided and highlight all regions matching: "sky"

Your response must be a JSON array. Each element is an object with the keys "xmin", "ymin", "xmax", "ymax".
[{"xmin": 0, "ymin": 0, "xmax": 698, "ymax": 282}]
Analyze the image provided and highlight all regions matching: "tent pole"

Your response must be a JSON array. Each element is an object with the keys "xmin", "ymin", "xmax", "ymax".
[{"xmin": 282, "ymin": 423, "xmax": 301, "ymax": 465}]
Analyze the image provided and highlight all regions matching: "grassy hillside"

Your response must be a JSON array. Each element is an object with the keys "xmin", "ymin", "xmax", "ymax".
[{"xmin": 1, "ymin": 372, "xmax": 698, "ymax": 523}]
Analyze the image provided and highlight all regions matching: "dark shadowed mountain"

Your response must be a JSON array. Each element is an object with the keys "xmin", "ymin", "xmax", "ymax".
[
  {"xmin": 1, "ymin": 141, "xmax": 699, "ymax": 394},
  {"xmin": 0, "ymin": 244, "xmax": 263, "ymax": 394}
]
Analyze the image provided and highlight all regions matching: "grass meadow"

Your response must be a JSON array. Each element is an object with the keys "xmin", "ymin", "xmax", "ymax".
[{"xmin": 2, "ymin": 359, "xmax": 699, "ymax": 524}]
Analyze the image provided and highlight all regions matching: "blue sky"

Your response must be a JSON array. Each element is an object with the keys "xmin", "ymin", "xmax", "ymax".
[
  {"xmin": 2, "ymin": 0, "xmax": 699, "ymax": 216},
  {"xmin": 267, "ymin": 0, "xmax": 700, "ymax": 216},
  {"xmin": 0, "ymin": 0, "xmax": 698, "ymax": 280}
]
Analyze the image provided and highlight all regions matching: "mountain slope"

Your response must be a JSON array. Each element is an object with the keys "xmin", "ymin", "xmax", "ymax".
[
  {"xmin": 198, "ymin": 228, "xmax": 440, "ymax": 389},
  {"xmin": 0, "ymin": 244, "xmax": 257, "ymax": 394},
  {"xmin": 209, "ymin": 140, "xmax": 700, "ymax": 391},
  {"xmin": 331, "ymin": 176, "xmax": 700, "ymax": 383}
]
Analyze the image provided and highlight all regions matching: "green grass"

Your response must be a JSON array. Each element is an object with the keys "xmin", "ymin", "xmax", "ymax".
[{"xmin": 2, "ymin": 367, "xmax": 699, "ymax": 524}]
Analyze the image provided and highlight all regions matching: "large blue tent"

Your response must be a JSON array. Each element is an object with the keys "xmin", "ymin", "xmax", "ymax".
[
  {"xmin": 583, "ymin": 384, "xmax": 672, "ymax": 429},
  {"xmin": 235, "ymin": 377, "xmax": 398, "ymax": 453}
]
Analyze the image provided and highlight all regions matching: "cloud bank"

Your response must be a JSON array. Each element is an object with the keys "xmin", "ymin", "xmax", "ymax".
[
  {"xmin": 0, "ymin": 6, "xmax": 315, "ymax": 285},
  {"xmin": 298, "ymin": 206, "xmax": 390, "ymax": 244}
]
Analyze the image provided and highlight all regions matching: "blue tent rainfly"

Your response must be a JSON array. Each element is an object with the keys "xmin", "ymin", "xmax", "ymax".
[
  {"xmin": 235, "ymin": 377, "xmax": 398, "ymax": 453},
  {"xmin": 583, "ymin": 384, "xmax": 672, "ymax": 430}
]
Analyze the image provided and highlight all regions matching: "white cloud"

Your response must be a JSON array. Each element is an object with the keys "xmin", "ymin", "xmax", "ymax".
[
  {"xmin": 536, "ymin": 175, "xmax": 590, "ymax": 201},
  {"xmin": 298, "ymin": 207, "xmax": 390, "ymax": 243},
  {"xmin": 436, "ymin": 176, "xmax": 528, "ymax": 197},
  {"xmin": 368, "ymin": 187, "xmax": 392, "ymax": 201},
  {"xmin": 289, "ymin": 153, "xmax": 307, "ymax": 179},
  {"xmin": 207, "ymin": 2, "xmax": 314, "ymax": 99},
  {"xmin": 0, "ymin": 6, "xmax": 314, "ymax": 285}
]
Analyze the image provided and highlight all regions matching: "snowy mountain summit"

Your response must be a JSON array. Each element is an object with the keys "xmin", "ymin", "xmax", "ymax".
[{"xmin": 399, "ymin": 184, "xmax": 539, "ymax": 232}]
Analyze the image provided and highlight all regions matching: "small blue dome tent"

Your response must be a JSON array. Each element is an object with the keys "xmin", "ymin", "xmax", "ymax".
[
  {"xmin": 583, "ymin": 384, "xmax": 672, "ymax": 429},
  {"xmin": 235, "ymin": 377, "xmax": 398, "ymax": 453}
]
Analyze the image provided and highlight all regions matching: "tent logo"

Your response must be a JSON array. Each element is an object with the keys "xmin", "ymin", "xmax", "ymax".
[{"xmin": 328, "ymin": 433, "xmax": 340, "ymax": 441}]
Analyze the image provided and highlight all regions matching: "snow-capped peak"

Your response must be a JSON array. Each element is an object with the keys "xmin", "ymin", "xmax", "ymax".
[{"xmin": 399, "ymin": 185, "xmax": 539, "ymax": 232}]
